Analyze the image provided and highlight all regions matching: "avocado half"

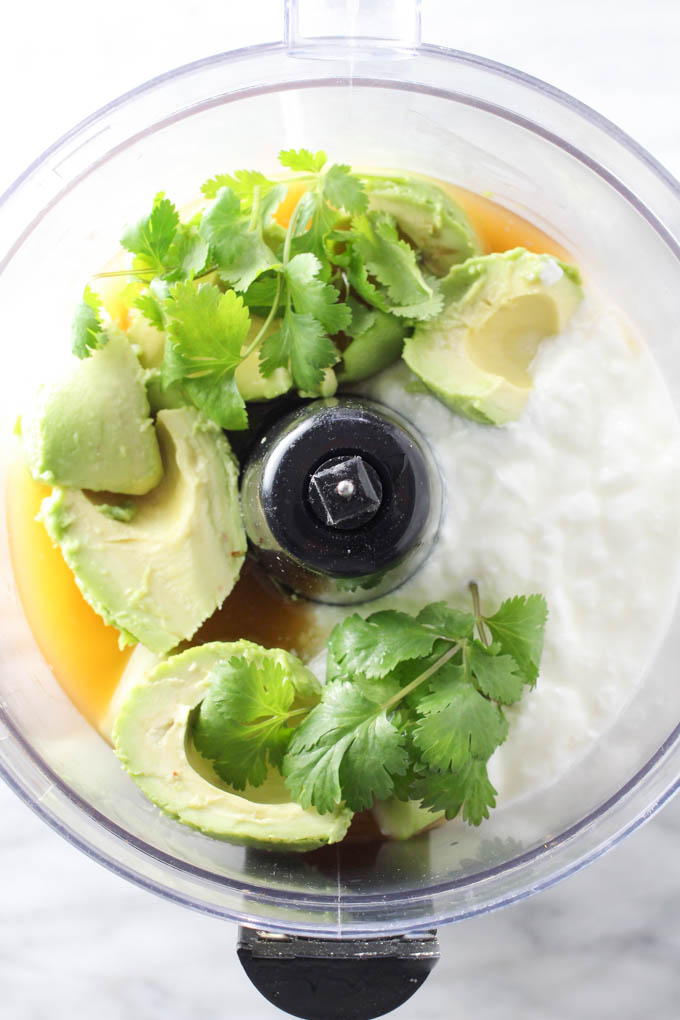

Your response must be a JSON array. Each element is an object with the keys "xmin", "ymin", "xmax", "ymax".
[
  {"xmin": 403, "ymin": 248, "xmax": 583, "ymax": 425},
  {"xmin": 41, "ymin": 405, "xmax": 246, "ymax": 654},
  {"xmin": 20, "ymin": 330, "xmax": 163, "ymax": 494},
  {"xmin": 113, "ymin": 641, "xmax": 353, "ymax": 852}
]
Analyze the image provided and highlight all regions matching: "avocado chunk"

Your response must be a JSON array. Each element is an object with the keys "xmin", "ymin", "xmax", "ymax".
[
  {"xmin": 234, "ymin": 315, "xmax": 293, "ymax": 401},
  {"xmin": 20, "ymin": 330, "xmax": 163, "ymax": 495},
  {"xmin": 113, "ymin": 641, "xmax": 353, "ymax": 851},
  {"xmin": 403, "ymin": 248, "xmax": 583, "ymax": 424},
  {"xmin": 338, "ymin": 301, "xmax": 407, "ymax": 384},
  {"xmin": 372, "ymin": 796, "xmax": 444, "ymax": 840},
  {"xmin": 40, "ymin": 406, "xmax": 246, "ymax": 654},
  {"xmin": 360, "ymin": 173, "xmax": 482, "ymax": 276}
]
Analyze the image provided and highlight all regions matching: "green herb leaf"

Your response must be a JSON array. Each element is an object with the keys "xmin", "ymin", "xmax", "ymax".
[
  {"xmin": 259, "ymin": 308, "xmax": 337, "ymax": 392},
  {"xmin": 467, "ymin": 642, "xmax": 524, "ymax": 705},
  {"xmin": 327, "ymin": 610, "xmax": 440, "ymax": 681},
  {"xmin": 162, "ymin": 281, "xmax": 250, "ymax": 429},
  {"xmin": 290, "ymin": 192, "xmax": 339, "ymax": 269},
  {"xmin": 165, "ymin": 223, "xmax": 210, "ymax": 281},
  {"xmin": 193, "ymin": 657, "xmax": 306, "ymax": 790},
  {"xmin": 279, "ymin": 148, "xmax": 327, "ymax": 173},
  {"xmin": 201, "ymin": 169, "xmax": 278, "ymax": 208},
  {"xmin": 413, "ymin": 680, "xmax": 509, "ymax": 771},
  {"xmin": 72, "ymin": 285, "xmax": 108, "ymax": 359},
  {"xmin": 200, "ymin": 186, "xmax": 278, "ymax": 292},
  {"xmin": 285, "ymin": 253, "xmax": 351, "ymax": 334},
  {"xmin": 121, "ymin": 193, "xmax": 180, "ymax": 275},
  {"xmin": 416, "ymin": 602, "xmax": 476, "ymax": 641},
  {"xmin": 411, "ymin": 760, "xmax": 498, "ymax": 826},
  {"xmin": 322, "ymin": 164, "xmax": 368, "ymax": 216},
  {"xmin": 283, "ymin": 680, "xmax": 408, "ymax": 813},
  {"xmin": 135, "ymin": 292, "xmax": 166, "ymax": 331},
  {"xmin": 243, "ymin": 273, "xmax": 281, "ymax": 311},
  {"xmin": 346, "ymin": 212, "xmax": 444, "ymax": 321},
  {"xmin": 483, "ymin": 594, "xmax": 548, "ymax": 686}
]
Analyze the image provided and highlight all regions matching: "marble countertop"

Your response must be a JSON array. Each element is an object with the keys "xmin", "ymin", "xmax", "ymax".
[{"xmin": 1, "ymin": 2, "xmax": 680, "ymax": 1017}]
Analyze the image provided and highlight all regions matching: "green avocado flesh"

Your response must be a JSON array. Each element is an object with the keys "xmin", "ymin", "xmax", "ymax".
[
  {"xmin": 20, "ymin": 330, "xmax": 162, "ymax": 494},
  {"xmin": 403, "ymin": 248, "xmax": 583, "ymax": 424},
  {"xmin": 234, "ymin": 316, "xmax": 293, "ymax": 401},
  {"xmin": 339, "ymin": 303, "xmax": 407, "ymax": 383},
  {"xmin": 372, "ymin": 796, "xmax": 445, "ymax": 841},
  {"xmin": 361, "ymin": 173, "xmax": 482, "ymax": 276},
  {"xmin": 113, "ymin": 641, "xmax": 353, "ymax": 850},
  {"xmin": 41, "ymin": 406, "xmax": 246, "ymax": 654}
]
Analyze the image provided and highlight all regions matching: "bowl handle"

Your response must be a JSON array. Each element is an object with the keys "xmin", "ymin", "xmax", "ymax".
[
  {"xmin": 237, "ymin": 925, "xmax": 439, "ymax": 1019},
  {"xmin": 284, "ymin": 0, "xmax": 422, "ymax": 58}
]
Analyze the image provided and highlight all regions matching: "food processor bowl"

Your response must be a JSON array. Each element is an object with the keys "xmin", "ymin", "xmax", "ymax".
[{"xmin": 2, "ymin": 0, "xmax": 680, "ymax": 973}]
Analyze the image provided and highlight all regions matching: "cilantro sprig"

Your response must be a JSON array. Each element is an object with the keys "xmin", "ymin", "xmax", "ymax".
[
  {"xmin": 191, "ymin": 584, "xmax": 547, "ymax": 827},
  {"xmin": 81, "ymin": 149, "xmax": 466, "ymax": 426}
]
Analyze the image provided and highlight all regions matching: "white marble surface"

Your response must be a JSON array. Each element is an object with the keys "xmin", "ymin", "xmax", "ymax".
[{"xmin": 2, "ymin": 2, "xmax": 680, "ymax": 1017}]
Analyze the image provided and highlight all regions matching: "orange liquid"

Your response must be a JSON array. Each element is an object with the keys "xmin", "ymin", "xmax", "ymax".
[
  {"xmin": 6, "ymin": 459, "xmax": 132, "ymax": 729},
  {"xmin": 6, "ymin": 183, "xmax": 567, "ymax": 731}
]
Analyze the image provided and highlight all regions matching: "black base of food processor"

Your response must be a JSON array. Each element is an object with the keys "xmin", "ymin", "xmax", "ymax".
[{"xmin": 237, "ymin": 927, "xmax": 440, "ymax": 1019}]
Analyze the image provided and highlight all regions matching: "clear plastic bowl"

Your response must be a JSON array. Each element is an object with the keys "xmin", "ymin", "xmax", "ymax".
[{"xmin": 2, "ymin": 25, "xmax": 680, "ymax": 938}]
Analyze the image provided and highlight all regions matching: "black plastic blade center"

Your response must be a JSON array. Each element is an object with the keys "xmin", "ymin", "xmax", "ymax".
[{"xmin": 307, "ymin": 455, "xmax": 383, "ymax": 530}]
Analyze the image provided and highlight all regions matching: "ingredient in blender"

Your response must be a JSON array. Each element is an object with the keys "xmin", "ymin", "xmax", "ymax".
[
  {"xmin": 113, "ymin": 585, "xmax": 545, "ymax": 846},
  {"xmin": 19, "ymin": 329, "xmax": 163, "ymax": 494},
  {"xmin": 12, "ymin": 150, "xmax": 677, "ymax": 852},
  {"xmin": 403, "ymin": 248, "xmax": 582, "ymax": 423},
  {"xmin": 113, "ymin": 640, "xmax": 352, "ymax": 850},
  {"xmin": 40, "ymin": 406, "xmax": 245, "ymax": 653}
]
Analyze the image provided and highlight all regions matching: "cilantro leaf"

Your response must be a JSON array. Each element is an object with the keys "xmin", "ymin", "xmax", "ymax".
[
  {"xmin": 285, "ymin": 253, "xmax": 351, "ymax": 334},
  {"xmin": 483, "ymin": 594, "xmax": 548, "ymax": 686},
  {"xmin": 72, "ymin": 285, "xmax": 107, "ymax": 358},
  {"xmin": 350, "ymin": 212, "xmax": 430, "ymax": 304},
  {"xmin": 165, "ymin": 223, "xmax": 210, "ymax": 281},
  {"xmin": 413, "ymin": 680, "xmax": 509, "ymax": 771},
  {"xmin": 135, "ymin": 291, "xmax": 166, "ymax": 331},
  {"xmin": 322, "ymin": 164, "xmax": 368, "ymax": 216},
  {"xmin": 121, "ymin": 193, "xmax": 180, "ymax": 275},
  {"xmin": 290, "ymin": 191, "xmax": 339, "ymax": 269},
  {"xmin": 283, "ymin": 681, "xmax": 408, "ymax": 813},
  {"xmin": 201, "ymin": 169, "xmax": 278, "ymax": 208},
  {"xmin": 345, "ymin": 212, "xmax": 444, "ymax": 321},
  {"xmin": 327, "ymin": 610, "xmax": 440, "ymax": 681},
  {"xmin": 243, "ymin": 273, "xmax": 281, "ymax": 311},
  {"xmin": 200, "ymin": 186, "xmax": 278, "ymax": 292},
  {"xmin": 279, "ymin": 148, "xmax": 327, "ymax": 173},
  {"xmin": 162, "ymin": 281, "xmax": 250, "ymax": 429},
  {"xmin": 192, "ymin": 656, "xmax": 317, "ymax": 790},
  {"xmin": 259, "ymin": 309, "xmax": 337, "ymax": 392},
  {"xmin": 416, "ymin": 602, "xmax": 476, "ymax": 641},
  {"xmin": 411, "ymin": 760, "xmax": 498, "ymax": 826},
  {"xmin": 468, "ymin": 642, "xmax": 524, "ymax": 705}
]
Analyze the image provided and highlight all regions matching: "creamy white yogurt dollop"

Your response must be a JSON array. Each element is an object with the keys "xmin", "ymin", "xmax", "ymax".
[{"xmin": 312, "ymin": 294, "xmax": 680, "ymax": 804}]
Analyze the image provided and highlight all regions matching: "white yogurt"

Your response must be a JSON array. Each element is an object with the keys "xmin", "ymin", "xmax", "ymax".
[{"xmin": 311, "ymin": 294, "xmax": 680, "ymax": 804}]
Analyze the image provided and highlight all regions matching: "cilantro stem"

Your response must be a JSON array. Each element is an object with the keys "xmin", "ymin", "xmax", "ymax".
[
  {"xmin": 238, "ymin": 273, "xmax": 283, "ymax": 361},
  {"xmin": 244, "ymin": 704, "xmax": 309, "ymax": 736},
  {"xmin": 381, "ymin": 643, "xmax": 461, "ymax": 714},
  {"xmin": 249, "ymin": 185, "xmax": 262, "ymax": 234},
  {"xmin": 469, "ymin": 581, "xmax": 491, "ymax": 647},
  {"xmin": 91, "ymin": 267, "xmax": 156, "ymax": 279}
]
